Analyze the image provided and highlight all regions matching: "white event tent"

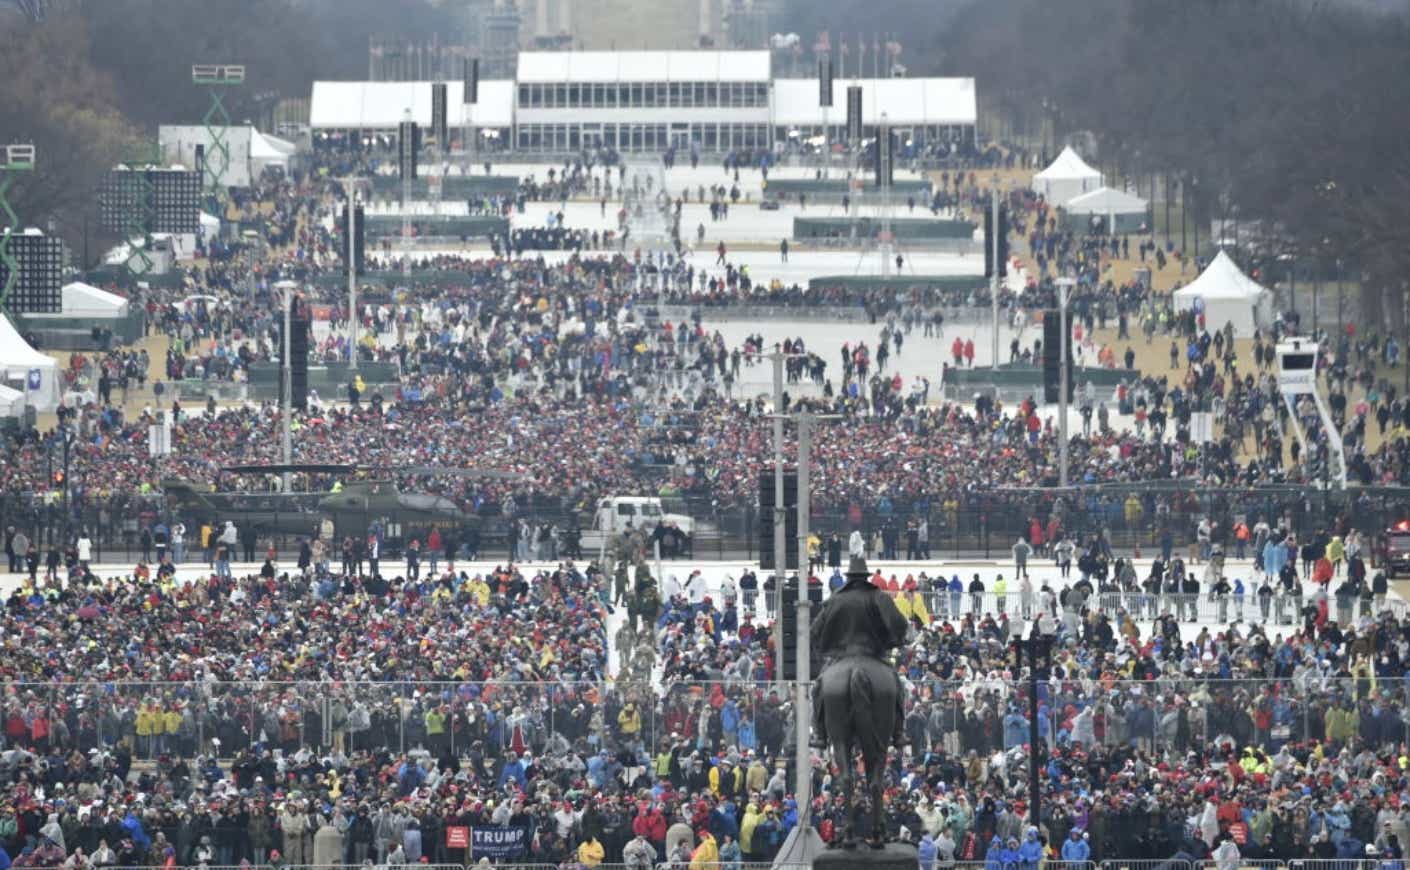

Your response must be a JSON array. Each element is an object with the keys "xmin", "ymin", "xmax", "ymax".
[
  {"xmin": 1033, "ymin": 146, "xmax": 1103, "ymax": 205},
  {"xmin": 1172, "ymin": 250, "xmax": 1275, "ymax": 337}
]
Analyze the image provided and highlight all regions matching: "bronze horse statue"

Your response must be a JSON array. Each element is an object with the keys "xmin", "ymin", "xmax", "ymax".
[
  {"xmin": 819, "ymin": 654, "xmax": 901, "ymax": 847},
  {"xmin": 811, "ymin": 556, "xmax": 910, "ymax": 849}
]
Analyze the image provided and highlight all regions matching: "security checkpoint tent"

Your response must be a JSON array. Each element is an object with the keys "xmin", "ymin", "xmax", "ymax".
[
  {"xmin": 61, "ymin": 282, "xmax": 130, "ymax": 318},
  {"xmin": 1061, "ymin": 186, "xmax": 1149, "ymax": 234},
  {"xmin": 0, "ymin": 313, "xmax": 60, "ymax": 410},
  {"xmin": 1033, "ymin": 146, "xmax": 1103, "ymax": 205},
  {"xmin": 1172, "ymin": 249, "xmax": 1274, "ymax": 337}
]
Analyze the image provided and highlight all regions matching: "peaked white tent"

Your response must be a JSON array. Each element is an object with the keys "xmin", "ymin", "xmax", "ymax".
[
  {"xmin": 0, "ymin": 313, "xmax": 59, "ymax": 410},
  {"xmin": 1172, "ymin": 250, "xmax": 1274, "ymax": 337},
  {"xmin": 62, "ymin": 282, "xmax": 130, "ymax": 318},
  {"xmin": 1063, "ymin": 186, "xmax": 1149, "ymax": 233},
  {"xmin": 1033, "ymin": 146, "xmax": 1103, "ymax": 205},
  {"xmin": 0, "ymin": 383, "xmax": 23, "ymax": 419}
]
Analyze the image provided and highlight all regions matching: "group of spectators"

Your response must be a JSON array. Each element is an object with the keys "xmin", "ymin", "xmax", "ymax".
[{"xmin": 6, "ymin": 502, "xmax": 1410, "ymax": 869}]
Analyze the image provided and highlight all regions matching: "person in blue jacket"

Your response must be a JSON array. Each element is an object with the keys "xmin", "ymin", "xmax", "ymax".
[
  {"xmin": 1003, "ymin": 706, "xmax": 1029, "ymax": 749},
  {"xmin": 1017, "ymin": 827, "xmax": 1044, "ymax": 870},
  {"xmin": 1061, "ymin": 829, "xmax": 1091, "ymax": 865},
  {"xmin": 918, "ymin": 833, "xmax": 938, "ymax": 870},
  {"xmin": 984, "ymin": 835, "xmax": 1008, "ymax": 870},
  {"xmin": 948, "ymin": 574, "xmax": 964, "ymax": 619}
]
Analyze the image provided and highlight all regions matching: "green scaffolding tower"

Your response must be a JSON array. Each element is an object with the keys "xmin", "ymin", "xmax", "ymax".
[
  {"xmin": 116, "ymin": 141, "xmax": 164, "ymax": 276},
  {"xmin": 0, "ymin": 143, "xmax": 36, "ymax": 314},
  {"xmin": 191, "ymin": 63, "xmax": 246, "ymax": 212}
]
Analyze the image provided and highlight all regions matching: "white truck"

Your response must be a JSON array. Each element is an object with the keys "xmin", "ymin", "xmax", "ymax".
[{"xmin": 582, "ymin": 495, "xmax": 695, "ymax": 555}]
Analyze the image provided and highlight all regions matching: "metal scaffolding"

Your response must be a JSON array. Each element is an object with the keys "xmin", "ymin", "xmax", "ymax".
[
  {"xmin": 0, "ymin": 143, "xmax": 35, "ymax": 313},
  {"xmin": 191, "ymin": 64, "xmax": 246, "ymax": 208}
]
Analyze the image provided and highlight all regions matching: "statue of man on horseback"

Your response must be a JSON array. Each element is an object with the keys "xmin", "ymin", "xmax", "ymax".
[{"xmin": 810, "ymin": 555, "xmax": 911, "ymax": 848}]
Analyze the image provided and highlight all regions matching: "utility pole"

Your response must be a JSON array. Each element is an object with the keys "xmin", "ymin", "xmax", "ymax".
[
  {"xmin": 771, "ymin": 349, "xmax": 787, "ymax": 688},
  {"xmin": 281, "ymin": 283, "xmax": 293, "ymax": 493},
  {"xmin": 794, "ymin": 412, "xmax": 812, "ymax": 821},
  {"xmin": 1057, "ymin": 277, "xmax": 1074, "ymax": 487},
  {"xmin": 773, "ymin": 411, "xmax": 829, "ymax": 869},
  {"xmin": 338, "ymin": 177, "xmax": 362, "ymax": 370},
  {"xmin": 990, "ymin": 176, "xmax": 1000, "ymax": 368}
]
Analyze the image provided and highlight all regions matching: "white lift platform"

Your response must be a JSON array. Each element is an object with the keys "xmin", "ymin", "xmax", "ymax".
[{"xmin": 1275, "ymin": 336, "xmax": 1346, "ymax": 488}]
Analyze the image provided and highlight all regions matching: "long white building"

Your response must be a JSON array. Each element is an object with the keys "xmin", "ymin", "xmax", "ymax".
[{"xmin": 310, "ymin": 50, "xmax": 976, "ymax": 155}]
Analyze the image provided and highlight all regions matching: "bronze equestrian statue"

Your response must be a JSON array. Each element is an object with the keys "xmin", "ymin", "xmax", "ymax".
[{"xmin": 810, "ymin": 555, "xmax": 911, "ymax": 849}]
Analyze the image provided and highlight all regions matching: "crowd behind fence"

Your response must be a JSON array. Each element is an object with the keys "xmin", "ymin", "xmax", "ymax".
[
  {"xmin": 3, "ymin": 486, "xmax": 1407, "ymax": 565},
  {"xmin": 6, "ymin": 675, "xmax": 1408, "ymax": 767}
]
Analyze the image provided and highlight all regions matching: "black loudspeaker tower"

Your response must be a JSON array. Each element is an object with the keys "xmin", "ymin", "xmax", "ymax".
[
  {"xmin": 465, "ymin": 58, "xmax": 479, "ymax": 104},
  {"xmin": 1042, "ymin": 311, "xmax": 1073, "ymax": 404},
  {"xmin": 398, "ymin": 120, "xmax": 420, "ymax": 180},
  {"xmin": 194, "ymin": 144, "xmax": 205, "ymax": 179},
  {"xmin": 0, "ymin": 232, "xmax": 62, "ymax": 313},
  {"xmin": 873, "ymin": 129, "xmax": 895, "ymax": 188},
  {"xmin": 984, "ymin": 205, "xmax": 1010, "ymax": 279},
  {"xmin": 819, "ymin": 58, "xmax": 833, "ymax": 107},
  {"xmin": 779, "ymin": 576, "xmax": 799, "ymax": 682},
  {"xmin": 431, "ymin": 82, "xmax": 448, "ymax": 146},
  {"xmin": 341, "ymin": 204, "xmax": 365, "ymax": 276},
  {"xmin": 845, "ymin": 85, "xmax": 863, "ymax": 143},
  {"xmin": 289, "ymin": 305, "xmax": 311, "ymax": 411},
  {"xmin": 758, "ymin": 470, "xmax": 799, "ymax": 571}
]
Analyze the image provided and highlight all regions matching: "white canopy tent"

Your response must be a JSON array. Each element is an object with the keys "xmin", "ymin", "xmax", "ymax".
[
  {"xmin": 1172, "ymin": 250, "xmax": 1275, "ymax": 337},
  {"xmin": 62, "ymin": 282, "xmax": 130, "ymax": 318},
  {"xmin": 1062, "ymin": 186, "xmax": 1149, "ymax": 234},
  {"xmin": 1033, "ymin": 146, "xmax": 1103, "ymax": 205},
  {"xmin": 0, "ymin": 383, "xmax": 23, "ymax": 419},
  {"xmin": 0, "ymin": 313, "xmax": 59, "ymax": 410},
  {"xmin": 250, "ymin": 130, "xmax": 293, "ymax": 175}
]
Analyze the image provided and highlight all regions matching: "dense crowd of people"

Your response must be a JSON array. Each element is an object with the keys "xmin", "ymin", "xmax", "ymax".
[{"xmin": 3, "ymin": 506, "xmax": 1410, "ymax": 868}]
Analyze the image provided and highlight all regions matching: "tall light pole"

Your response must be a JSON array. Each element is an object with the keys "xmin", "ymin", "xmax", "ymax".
[
  {"xmin": 1057, "ymin": 276, "xmax": 1075, "ymax": 487},
  {"xmin": 990, "ymin": 174, "xmax": 1001, "ymax": 368},
  {"xmin": 336, "ymin": 177, "xmax": 366, "ymax": 370},
  {"xmin": 275, "ymin": 280, "xmax": 297, "ymax": 492},
  {"xmin": 771, "ymin": 348, "xmax": 786, "ymax": 686}
]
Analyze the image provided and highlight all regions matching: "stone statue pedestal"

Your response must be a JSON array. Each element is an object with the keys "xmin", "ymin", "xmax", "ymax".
[{"xmin": 814, "ymin": 843, "xmax": 919, "ymax": 870}]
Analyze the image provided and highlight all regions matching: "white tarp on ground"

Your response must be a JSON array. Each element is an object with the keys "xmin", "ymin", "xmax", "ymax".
[
  {"xmin": 0, "ymin": 383, "xmax": 23, "ymax": 419},
  {"xmin": 1172, "ymin": 249, "xmax": 1275, "ymax": 337},
  {"xmin": 61, "ymin": 282, "xmax": 129, "ymax": 317},
  {"xmin": 0, "ymin": 313, "xmax": 59, "ymax": 411},
  {"xmin": 1033, "ymin": 146, "xmax": 1103, "ymax": 205}
]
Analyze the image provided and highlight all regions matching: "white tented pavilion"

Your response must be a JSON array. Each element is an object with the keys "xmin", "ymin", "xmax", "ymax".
[
  {"xmin": 0, "ymin": 313, "xmax": 59, "ymax": 410},
  {"xmin": 1062, "ymin": 186, "xmax": 1149, "ymax": 234},
  {"xmin": 1172, "ymin": 250, "xmax": 1275, "ymax": 337},
  {"xmin": 61, "ymin": 282, "xmax": 130, "ymax": 318},
  {"xmin": 0, "ymin": 383, "xmax": 23, "ymax": 419},
  {"xmin": 1033, "ymin": 146, "xmax": 1103, "ymax": 205}
]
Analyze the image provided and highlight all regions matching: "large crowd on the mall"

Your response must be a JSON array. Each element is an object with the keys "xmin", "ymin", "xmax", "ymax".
[
  {"xmin": 4, "ymin": 508, "xmax": 1410, "ymax": 869},
  {"xmin": 5, "ymin": 152, "xmax": 1410, "ymax": 869}
]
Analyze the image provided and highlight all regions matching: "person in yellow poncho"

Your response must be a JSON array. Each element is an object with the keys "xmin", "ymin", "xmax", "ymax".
[
  {"xmin": 739, "ymin": 802, "xmax": 761, "ymax": 854},
  {"xmin": 689, "ymin": 830, "xmax": 718, "ymax": 870},
  {"xmin": 895, "ymin": 589, "xmax": 931, "ymax": 626},
  {"xmin": 618, "ymin": 701, "xmax": 642, "ymax": 738},
  {"xmin": 576, "ymin": 835, "xmax": 605, "ymax": 867}
]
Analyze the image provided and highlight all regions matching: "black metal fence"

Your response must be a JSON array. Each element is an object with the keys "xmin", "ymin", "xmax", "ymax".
[{"xmin": 5, "ymin": 485, "xmax": 1407, "ymax": 567}]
